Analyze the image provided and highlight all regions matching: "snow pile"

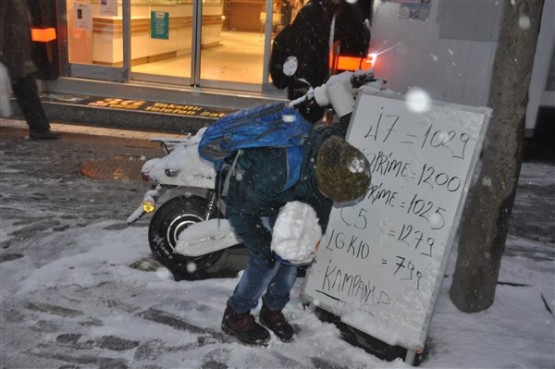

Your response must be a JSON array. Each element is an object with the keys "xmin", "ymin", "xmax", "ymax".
[
  {"xmin": 271, "ymin": 201, "xmax": 322, "ymax": 265},
  {"xmin": 141, "ymin": 128, "xmax": 216, "ymax": 189},
  {"xmin": 349, "ymin": 155, "xmax": 368, "ymax": 173}
]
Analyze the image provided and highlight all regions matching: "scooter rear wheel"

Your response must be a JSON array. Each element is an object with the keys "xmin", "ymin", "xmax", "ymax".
[{"xmin": 148, "ymin": 195, "xmax": 224, "ymax": 279}]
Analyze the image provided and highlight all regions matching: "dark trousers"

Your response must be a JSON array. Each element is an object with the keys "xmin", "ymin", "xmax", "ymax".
[{"xmin": 11, "ymin": 75, "xmax": 50, "ymax": 133}]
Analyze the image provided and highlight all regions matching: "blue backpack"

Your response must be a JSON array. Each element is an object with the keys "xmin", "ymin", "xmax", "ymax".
[{"xmin": 198, "ymin": 102, "xmax": 312, "ymax": 190}]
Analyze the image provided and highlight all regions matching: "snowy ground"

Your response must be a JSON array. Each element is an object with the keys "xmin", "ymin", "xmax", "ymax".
[{"xmin": 1, "ymin": 124, "xmax": 554, "ymax": 369}]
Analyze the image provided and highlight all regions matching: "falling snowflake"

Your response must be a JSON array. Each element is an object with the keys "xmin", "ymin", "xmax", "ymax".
[
  {"xmin": 519, "ymin": 15, "xmax": 531, "ymax": 30},
  {"xmin": 405, "ymin": 87, "xmax": 431, "ymax": 114}
]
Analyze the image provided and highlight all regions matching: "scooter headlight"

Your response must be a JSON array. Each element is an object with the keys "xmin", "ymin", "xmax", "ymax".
[{"xmin": 142, "ymin": 201, "xmax": 156, "ymax": 213}]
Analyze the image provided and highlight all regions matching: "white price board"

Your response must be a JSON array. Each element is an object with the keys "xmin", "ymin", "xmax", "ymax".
[{"xmin": 303, "ymin": 92, "xmax": 491, "ymax": 352}]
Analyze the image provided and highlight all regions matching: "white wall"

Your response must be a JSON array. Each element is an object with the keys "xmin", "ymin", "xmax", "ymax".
[
  {"xmin": 369, "ymin": 0, "xmax": 500, "ymax": 107},
  {"xmin": 370, "ymin": 0, "xmax": 555, "ymax": 135},
  {"xmin": 526, "ymin": 0, "xmax": 555, "ymax": 131}
]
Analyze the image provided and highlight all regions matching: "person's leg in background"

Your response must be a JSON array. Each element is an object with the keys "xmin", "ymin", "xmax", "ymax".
[{"xmin": 11, "ymin": 75, "xmax": 59, "ymax": 139}]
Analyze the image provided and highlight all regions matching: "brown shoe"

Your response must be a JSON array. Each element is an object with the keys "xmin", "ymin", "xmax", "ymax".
[
  {"xmin": 221, "ymin": 305, "xmax": 270, "ymax": 346},
  {"xmin": 259, "ymin": 304, "xmax": 295, "ymax": 342},
  {"xmin": 29, "ymin": 130, "xmax": 61, "ymax": 140}
]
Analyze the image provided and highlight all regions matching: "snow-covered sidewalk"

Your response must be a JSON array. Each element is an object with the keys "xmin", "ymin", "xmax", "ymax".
[{"xmin": 1, "ymin": 126, "xmax": 553, "ymax": 368}]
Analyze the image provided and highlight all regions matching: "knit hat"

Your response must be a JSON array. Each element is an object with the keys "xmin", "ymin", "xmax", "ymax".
[{"xmin": 316, "ymin": 136, "xmax": 371, "ymax": 203}]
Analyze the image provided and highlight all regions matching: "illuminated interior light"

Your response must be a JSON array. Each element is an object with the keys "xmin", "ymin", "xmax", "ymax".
[{"xmin": 32, "ymin": 27, "xmax": 57, "ymax": 42}]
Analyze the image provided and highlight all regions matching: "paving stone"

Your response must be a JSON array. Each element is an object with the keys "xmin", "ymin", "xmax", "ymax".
[
  {"xmin": 0, "ymin": 253, "xmax": 23, "ymax": 262},
  {"xmin": 133, "ymin": 339, "xmax": 165, "ymax": 361},
  {"xmin": 25, "ymin": 302, "xmax": 84, "ymax": 318},
  {"xmin": 96, "ymin": 336, "xmax": 140, "ymax": 351}
]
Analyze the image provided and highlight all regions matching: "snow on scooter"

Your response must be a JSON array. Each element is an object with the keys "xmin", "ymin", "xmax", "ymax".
[{"xmin": 127, "ymin": 69, "xmax": 387, "ymax": 278}]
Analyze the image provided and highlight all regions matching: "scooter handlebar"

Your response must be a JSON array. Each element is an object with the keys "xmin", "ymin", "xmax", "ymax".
[{"xmin": 290, "ymin": 70, "xmax": 380, "ymax": 117}]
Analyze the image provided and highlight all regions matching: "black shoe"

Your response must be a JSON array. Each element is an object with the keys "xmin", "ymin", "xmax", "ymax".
[
  {"xmin": 259, "ymin": 304, "xmax": 295, "ymax": 342},
  {"xmin": 221, "ymin": 305, "xmax": 270, "ymax": 346},
  {"xmin": 29, "ymin": 130, "xmax": 60, "ymax": 140}
]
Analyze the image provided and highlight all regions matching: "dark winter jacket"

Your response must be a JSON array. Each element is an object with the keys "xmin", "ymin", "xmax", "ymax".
[
  {"xmin": 224, "ymin": 125, "xmax": 343, "ymax": 265},
  {"xmin": 334, "ymin": 0, "xmax": 371, "ymax": 57},
  {"xmin": 270, "ymin": 0, "xmax": 370, "ymax": 96},
  {"xmin": 270, "ymin": 0, "xmax": 334, "ymax": 92},
  {"xmin": 0, "ymin": 0, "xmax": 37, "ymax": 79}
]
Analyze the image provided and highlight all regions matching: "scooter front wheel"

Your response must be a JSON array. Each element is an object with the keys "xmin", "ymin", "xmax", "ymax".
[{"xmin": 148, "ymin": 195, "xmax": 224, "ymax": 279}]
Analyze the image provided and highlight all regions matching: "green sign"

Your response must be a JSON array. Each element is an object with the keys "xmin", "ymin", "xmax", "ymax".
[{"xmin": 151, "ymin": 11, "xmax": 169, "ymax": 40}]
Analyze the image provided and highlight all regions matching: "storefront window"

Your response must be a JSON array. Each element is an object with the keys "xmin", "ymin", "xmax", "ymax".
[
  {"xmin": 66, "ymin": 0, "xmax": 124, "ymax": 66},
  {"xmin": 64, "ymin": 0, "xmax": 275, "ymax": 88}
]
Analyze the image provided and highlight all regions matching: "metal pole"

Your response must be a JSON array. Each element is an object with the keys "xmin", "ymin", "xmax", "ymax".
[
  {"xmin": 122, "ymin": 0, "xmax": 131, "ymax": 82},
  {"xmin": 262, "ymin": 0, "xmax": 274, "ymax": 85},
  {"xmin": 191, "ymin": 0, "xmax": 202, "ymax": 87}
]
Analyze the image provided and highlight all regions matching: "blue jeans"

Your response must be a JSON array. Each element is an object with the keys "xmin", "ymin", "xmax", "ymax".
[{"xmin": 229, "ymin": 253, "xmax": 298, "ymax": 314}]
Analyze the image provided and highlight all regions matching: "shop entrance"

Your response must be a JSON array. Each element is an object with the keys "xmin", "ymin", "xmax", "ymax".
[{"xmin": 62, "ymin": 0, "xmax": 287, "ymax": 93}]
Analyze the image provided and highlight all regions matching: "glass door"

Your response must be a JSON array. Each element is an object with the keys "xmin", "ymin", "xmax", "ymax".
[
  {"xmin": 196, "ymin": 0, "xmax": 268, "ymax": 90},
  {"xmin": 130, "ymin": 0, "xmax": 194, "ymax": 84},
  {"xmin": 61, "ymin": 0, "xmax": 280, "ymax": 92},
  {"xmin": 130, "ymin": 0, "xmax": 273, "ymax": 92}
]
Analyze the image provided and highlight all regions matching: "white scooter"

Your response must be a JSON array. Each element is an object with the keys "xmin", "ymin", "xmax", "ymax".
[{"xmin": 127, "ymin": 70, "xmax": 387, "ymax": 278}]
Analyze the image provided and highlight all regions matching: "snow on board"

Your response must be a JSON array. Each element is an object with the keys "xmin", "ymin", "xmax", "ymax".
[{"xmin": 302, "ymin": 91, "xmax": 491, "ymax": 355}]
